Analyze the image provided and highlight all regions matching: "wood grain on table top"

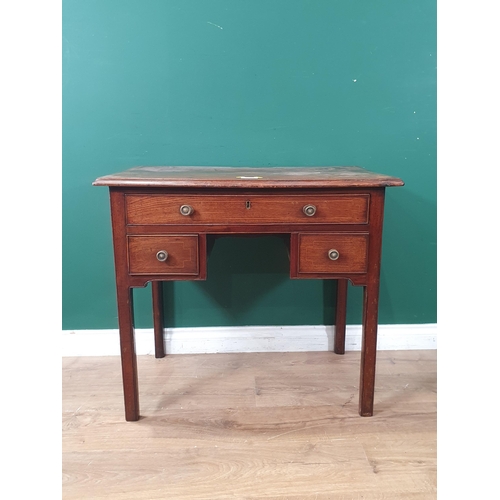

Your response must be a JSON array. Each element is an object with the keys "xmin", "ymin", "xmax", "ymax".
[{"xmin": 93, "ymin": 166, "xmax": 405, "ymax": 188}]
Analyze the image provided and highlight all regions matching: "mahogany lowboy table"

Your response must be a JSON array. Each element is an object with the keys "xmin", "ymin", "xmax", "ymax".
[{"xmin": 93, "ymin": 166, "xmax": 404, "ymax": 421}]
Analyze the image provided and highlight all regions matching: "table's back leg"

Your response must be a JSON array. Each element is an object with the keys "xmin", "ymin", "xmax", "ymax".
[
  {"xmin": 334, "ymin": 279, "xmax": 348, "ymax": 354},
  {"xmin": 359, "ymin": 281, "xmax": 380, "ymax": 416},
  {"xmin": 152, "ymin": 281, "xmax": 166, "ymax": 358},
  {"xmin": 116, "ymin": 285, "xmax": 140, "ymax": 421}
]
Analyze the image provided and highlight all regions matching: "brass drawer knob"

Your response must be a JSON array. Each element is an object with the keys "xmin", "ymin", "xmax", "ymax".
[
  {"xmin": 156, "ymin": 250, "xmax": 169, "ymax": 262},
  {"xmin": 180, "ymin": 204, "xmax": 194, "ymax": 216},
  {"xmin": 303, "ymin": 204, "xmax": 316, "ymax": 216},
  {"xmin": 328, "ymin": 249, "xmax": 340, "ymax": 261}
]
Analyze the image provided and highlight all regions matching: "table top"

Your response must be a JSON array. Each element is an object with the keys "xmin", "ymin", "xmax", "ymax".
[{"xmin": 93, "ymin": 166, "xmax": 404, "ymax": 189}]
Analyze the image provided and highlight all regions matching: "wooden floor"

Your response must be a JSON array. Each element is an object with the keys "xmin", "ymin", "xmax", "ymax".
[{"xmin": 62, "ymin": 350, "xmax": 436, "ymax": 499}]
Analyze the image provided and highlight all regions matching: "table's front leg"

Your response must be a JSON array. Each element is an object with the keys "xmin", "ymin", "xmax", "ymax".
[
  {"xmin": 358, "ymin": 188, "xmax": 385, "ymax": 416},
  {"xmin": 116, "ymin": 284, "xmax": 140, "ymax": 421},
  {"xmin": 359, "ymin": 280, "xmax": 380, "ymax": 416}
]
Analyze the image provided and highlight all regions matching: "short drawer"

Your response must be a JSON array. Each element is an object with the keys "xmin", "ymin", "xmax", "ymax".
[
  {"xmin": 296, "ymin": 233, "xmax": 369, "ymax": 274},
  {"xmin": 128, "ymin": 235, "xmax": 199, "ymax": 276},
  {"xmin": 125, "ymin": 194, "xmax": 369, "ymax": 225}
]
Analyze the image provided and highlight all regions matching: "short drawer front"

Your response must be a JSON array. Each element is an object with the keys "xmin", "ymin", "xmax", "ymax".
[
  {"xmin": 128, "ymin": 235, "xmax": 199, "ymax": 275},
  {"xmin": 125, "ymin": 194, "xmax": 369, "ymax": 225},
  {"xmin": 297, "ymin": 233, "xmax": 369, "ymax": 274}
]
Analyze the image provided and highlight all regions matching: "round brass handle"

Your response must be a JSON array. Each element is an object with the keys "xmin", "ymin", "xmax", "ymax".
[
  {"xmin": 328, "ymin": 249, "xmax": 340, "ymax": 261},
  {"xmin": 180, "ymin": 204, "xmax": 194, "ymax": 216},
  {"xmin": 303, "ymin": 204, "xmax": 316, "ymax": 216},
  {"xmin": 156, "ymin": 250, "xmax": 169, "ymax": 262}
]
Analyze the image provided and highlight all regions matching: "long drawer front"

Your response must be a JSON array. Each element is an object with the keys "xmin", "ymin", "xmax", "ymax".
[{"xmin": 125, "ymin": 194, "xmax": 369, "ymax": 225}]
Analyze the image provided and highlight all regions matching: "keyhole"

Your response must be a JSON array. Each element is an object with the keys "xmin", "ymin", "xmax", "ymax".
[{"xmin": 246, "ymin": 201, "xmax": 251, "ymax": 209}]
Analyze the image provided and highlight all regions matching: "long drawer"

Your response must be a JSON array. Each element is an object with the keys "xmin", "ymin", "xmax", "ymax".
[{"xmin": 125, "ymin": 194, "xmax": 369, "ymax": 225}]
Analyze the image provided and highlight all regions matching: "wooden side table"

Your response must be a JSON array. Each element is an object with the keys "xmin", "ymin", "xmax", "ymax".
[{"xmin": 93, "ymin": 166, "xmax": 404, "ymax": 421}]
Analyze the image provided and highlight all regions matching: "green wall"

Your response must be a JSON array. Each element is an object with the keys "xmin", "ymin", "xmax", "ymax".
[{"xmin": 62, "ymin": 0, "xmax": 436, "ymax": 330}]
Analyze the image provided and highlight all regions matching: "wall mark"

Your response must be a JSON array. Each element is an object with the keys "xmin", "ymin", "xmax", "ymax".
[{"xmin": 207, "ymin": 21, "xmax": 223, "ymax": 30}]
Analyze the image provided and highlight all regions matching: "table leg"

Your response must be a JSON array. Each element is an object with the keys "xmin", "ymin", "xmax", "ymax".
[
  {"xmin": 334, "ymin": 279, "xmax": 348, "ymax": 354},
  {"xmin": 359, "ymin": 281, "xmax": 380, "ymax": 417},
  {"xmin": 116, "ymin": 284, "xmax": 140, "ymax": 421},
  {"xmin": 152, "ymin": 281, "xmax": 166, "ymax": 358}
]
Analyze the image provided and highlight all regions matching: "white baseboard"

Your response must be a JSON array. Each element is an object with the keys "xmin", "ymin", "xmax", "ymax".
[{"xmin": 62, "ymin": 324, "xmax": 437, "ymax": 357}]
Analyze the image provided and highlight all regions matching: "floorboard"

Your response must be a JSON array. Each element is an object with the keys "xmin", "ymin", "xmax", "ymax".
[{"xmin": 63, "ymin": 350, "xmax": 436, "ymax": 499}]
